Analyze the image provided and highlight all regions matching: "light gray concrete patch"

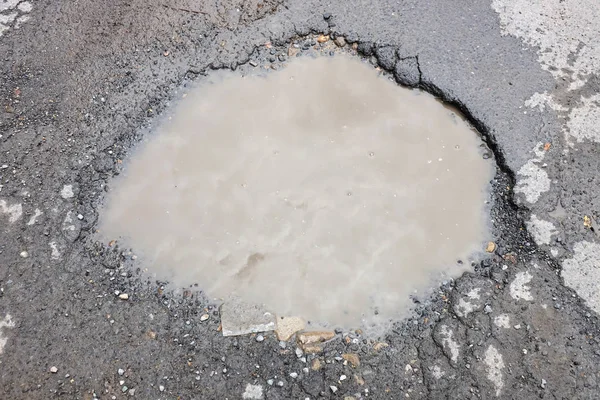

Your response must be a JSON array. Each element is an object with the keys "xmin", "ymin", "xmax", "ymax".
[
  {"xmin": 509, "ymin": 272, "xmax": 534, "ymax": 301},
  {"xmin": 514, "ymin": 143, "xmax": 550, "ymax": 204},
  {"xmin": 492, "ymin": 0, "xmax": 600, "ymax": 83},
  {"xmin": 0, "ymin": 199, "xmax": 22, "ymax": 223},
  {"xmin": 0, "ymin": 314, "xmax": 15, "ymax": 354},
  {"xmin": 526, "ymin": 214, "xmax": 558, "ymax": 245},
  {"xmin": 567, "ymin": 94, "xmax": 600, "ymax": 143},
  {"xmin": 562, "ymin": 241, "xmax": 600, "ymax": 313},
  {"xmin": 242, "ymin": 383, "xmax": 264, "ymax": 399},
  {"xmin": 493, "ymin": 314, "xmax": 511, "ymax": 329},
  {"xmin": 60, "ymin": 185, "xmax": 74, "ymax": 199},
  {"xmin": 26, "ymin": 208, "xmax": 42, "ymax": 225},
  {"xmin": 484, "ymin": 344, "xmax": 505, "ymax": 396},
  {"xmin": 439, "ymin": 325, "xmax": 460, "ymax": 363}
]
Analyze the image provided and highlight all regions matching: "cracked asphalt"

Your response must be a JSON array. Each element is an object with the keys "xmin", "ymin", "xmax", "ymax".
[{"xmin": 1, "ymin": 0, "xmax": 600, "ymax": 399}]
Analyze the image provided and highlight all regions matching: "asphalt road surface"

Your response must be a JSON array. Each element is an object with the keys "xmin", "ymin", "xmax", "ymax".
[{"xmin": 1, "ymin": 0, "xmax": 599, "ymax": 399}]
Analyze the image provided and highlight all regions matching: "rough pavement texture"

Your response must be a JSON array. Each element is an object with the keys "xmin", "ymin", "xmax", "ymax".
[{"xmin": 1, "ymin": 0, "xmax": 599, "ymax": 399}]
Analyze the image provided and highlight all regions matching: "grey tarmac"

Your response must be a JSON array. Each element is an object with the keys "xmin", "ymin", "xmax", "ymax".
[{"xmin": 0, "ymin": 0, "xmax": 599, "ymax": 399}]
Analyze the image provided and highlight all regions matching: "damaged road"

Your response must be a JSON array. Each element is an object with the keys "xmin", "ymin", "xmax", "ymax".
[{"xmin": 1, "ymin": 0, "xmax": 600, "ymax": 399}]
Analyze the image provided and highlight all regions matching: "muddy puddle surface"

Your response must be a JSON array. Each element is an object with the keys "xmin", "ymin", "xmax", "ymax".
[{"xmin": 100, "ymin": 56, "xmax": 494, "ymax": 332}]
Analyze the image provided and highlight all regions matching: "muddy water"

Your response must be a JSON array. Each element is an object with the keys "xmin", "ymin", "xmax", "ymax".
[{"xmin": 100, "ymin": 56, "xmax": 494, "ymax": 331}]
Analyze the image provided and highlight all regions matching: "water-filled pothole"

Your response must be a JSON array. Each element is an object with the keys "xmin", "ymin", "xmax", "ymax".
[{"xmin": 100, "ymin": 56, "xmax": 494, "ymax": 332}]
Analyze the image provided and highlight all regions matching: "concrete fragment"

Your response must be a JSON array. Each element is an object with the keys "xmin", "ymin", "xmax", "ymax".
[
  {"xmin": 220, "ymin": 299, "xmax": 276, "ymax": 337},
  {"xmin": 275, "ymin": 316, "xmax": 305, "ymax": 341}
]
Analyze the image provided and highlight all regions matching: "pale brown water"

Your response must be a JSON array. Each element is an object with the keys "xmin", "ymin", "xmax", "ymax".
[{"xmin": 100, "ymin": 56, "xmax": 494, "ymax": 332}]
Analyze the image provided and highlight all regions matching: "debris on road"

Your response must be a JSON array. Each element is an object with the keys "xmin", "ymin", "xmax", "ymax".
[
  {"xmin": 486, "ymin": 241, "xmax": 497, "ymax": 253},
  {"xmin": 220, "ymin": 298, "xmax": 276, "ymax": 337},
  {"xmin": 275, "ymin": 316, "xmax": 305, "ymax": 341}
]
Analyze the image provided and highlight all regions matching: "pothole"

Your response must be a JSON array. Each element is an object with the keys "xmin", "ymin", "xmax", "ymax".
[{"xmin": 99, "ymin": 55, "xmax": 494, "ymax": 333}]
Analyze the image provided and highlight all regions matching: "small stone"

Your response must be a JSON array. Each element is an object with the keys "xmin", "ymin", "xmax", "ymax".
[
  {"xmin": 485, "ymin": 242, "xmax": 497, "ymax": 253},
  {"xmin": 311, "ymin": 359, "xmax": 322, "ymax": 371},
  {"xmin": 77, "ymin": 214, "xmax": 84, "ymax": 220},
  {"xmin": 354, "ymin": 375, "xmax": 365, "ymax": 385},
  {"xmin": 514, "ymin": 324, "xmax": 521, "ymax": 330},
  {"xmin": 159, "ymin": 385, "xmax": 165, "ymax": 392},
  {"xmin": 295, "ymin": 347, "xmax": 304, "ymax": 358},
  {"xmin": 128, "ymin": 388, "xmax": 135, "ymax": 396},
  {"xmin": 200, "ymin": 314, "xmax": 210, "ymax": 321},
  {"xmin": 323, "ymin": 12, "xmax": 332, "ymax": 19},
  {"xmin": 342, "ymin": 353, "xmax": 360, "ymax": 368},
  {"xmin": 20, "ymin": 251, "xmax": 29, "ymax": 258},
  {"xmin": 330, "ymin": 386, "xmax": 338, "ymax": 393},
  {"xmin": 297, "ymin": 330, "xmax": 335, "ymax": 345},
  {"xmin": 118, "ymin": 368, "xmax": 125, "ymax": 376},
  {"xmin": 334, "ymin": 36, "xmax": 346, "ymax": 47},
  {"xmin": 249, "ymin": 61, "xmax": 258, "ymax": 67},
  {"xmin": 340, "ymin": 374, "xmax": 347, "ymax": 381},
  {"xmin": 522, "ymin": 349, "xmax": 528, "ymax": 354},
  {"xmin": 484, "ymin": 305, "xmax": 492, "ymax": 314},
  {"xmin": 317, "ymin": 35, "xmax": 329, "ymax": 43},
  {"xmin": 119, "ymin": 293, "xmax": 129, "ymax": 300},
  {"xmin": 290, "ymin": 372, "xmax": 298, "ymax": 378},
  {"xmin": 373, "ymin": 342, "xmax": 389, "ymax": 351},
  {"xmin": 50, "ymin": 366, "xmax": 58, "ymax": 373},
  {"xmin": 277, "ymin": 381, "xmax": 284, "ymax": 387},
  {"xmin": 267, "ymin": 379, "xmax": 274, "ymax": 386},
  {"xmin": 279, "ymin": 341, "xmax": 287, "ymax": 349},
  {"xmin": 541, "ymin": 379, "xmax": 547, "ymax": 389},
  {"xmin": 302, "ymin": 344, "xmax": 323, "ymax": 354},
  {"xmin": 122, "ymin": 386, "xmax": 128, "ymax": 392},
  {"xmin": 256, "ymin": 334, "xmax": 265, "ymax": 342},
  {"xmin": 276, "ymin": 316, "xmax": 305, "ymax": 341}
]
